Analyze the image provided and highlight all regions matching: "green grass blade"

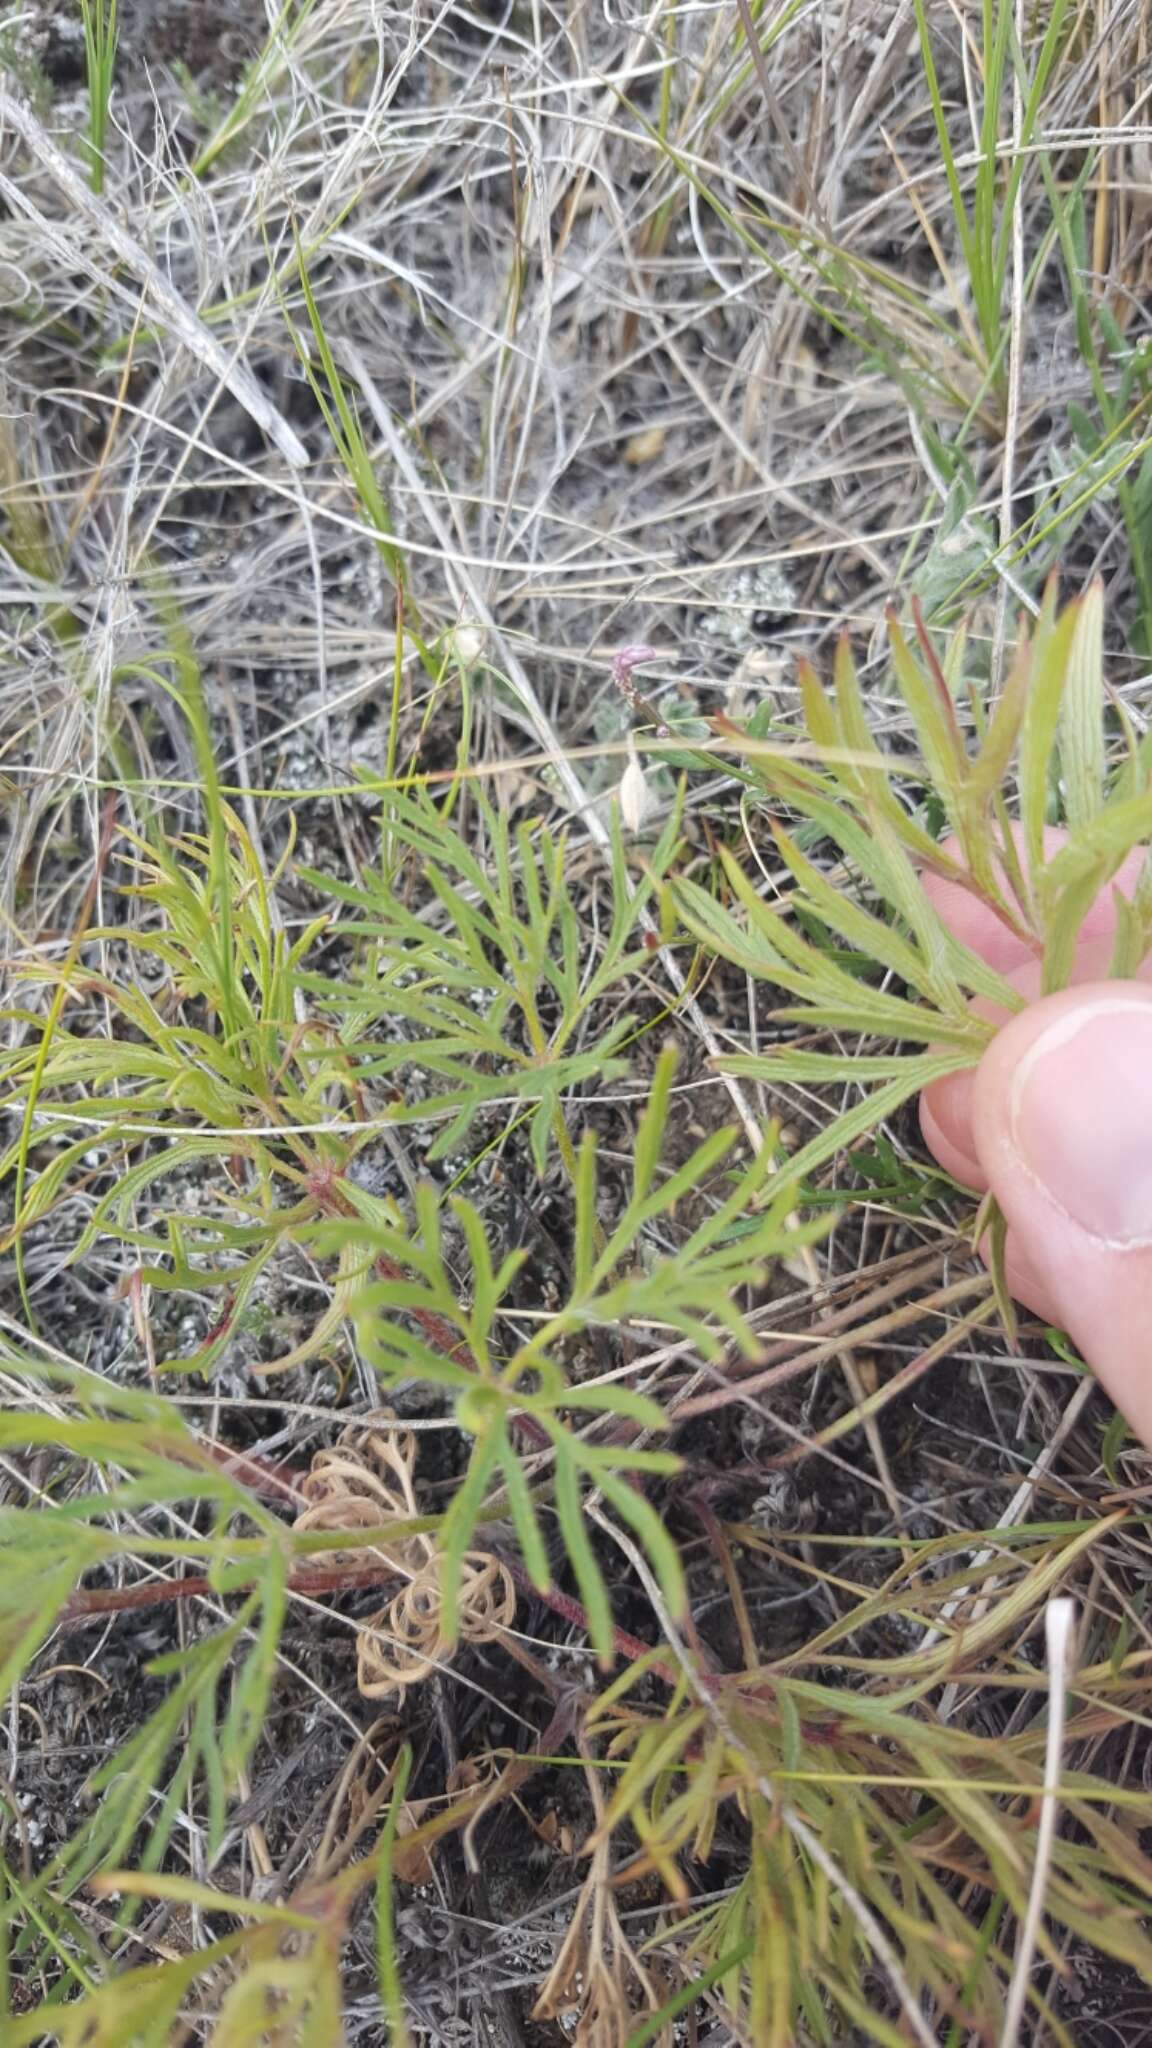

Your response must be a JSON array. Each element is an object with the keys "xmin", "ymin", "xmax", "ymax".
[
  {"xmin": 1059, "ymin": 580, "xmax": 1106, "ymax": 830},
  {"xmin": 376, "ymin": 1744, "xmax": 414, "ymax": 2048},
  {"xmin": 552, "ymin": 1440, "xmax": 613, "ymax": 1664},
  {"xmin": 595, "ymin": 1468, "xmax": 687, "ymax": 1623},
  {"xmin": 499, "ymin": 1440, "xmax": 550, "ymax": 1592}
]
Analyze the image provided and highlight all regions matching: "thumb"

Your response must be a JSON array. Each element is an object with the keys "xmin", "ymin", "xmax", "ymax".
[{"xmin": 972, "ymin": 980, "xmax": 1152, "ymax": 1448}]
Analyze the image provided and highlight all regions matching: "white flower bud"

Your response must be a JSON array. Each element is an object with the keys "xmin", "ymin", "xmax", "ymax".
[
  {"xmin": 618, "ymin": 738, "xmax": 654, "ymax": 834},
  {"xmin": 449, "ymin": 622, "xmax": 486, "ymax": 668}
]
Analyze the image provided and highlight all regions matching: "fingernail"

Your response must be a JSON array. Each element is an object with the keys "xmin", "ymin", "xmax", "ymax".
[{"xmin": 1010, "ymin": 996, "xmax": 1152, "ymax": 1246}]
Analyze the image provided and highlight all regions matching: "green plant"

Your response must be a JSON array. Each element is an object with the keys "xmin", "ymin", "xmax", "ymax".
[
  {"xmin": 587, "ymin": 1617, "xmax": 1152, "ymax": 2048},
  {"xmin": 0, "ymin": 636, "xmax": 827, "ymax": 1656},
  {"xmin": 9, "ymin": 0, "xmax": 1152, "ymax": 2032},
  {"xmin": 190, "ymin": 0, "xmax": 321, "ymax": 180},
  {"xmin": 1037, "ymin": 170, "xmax": 1152, "ymax": 649},
  {"xmin": 78, "ymin": 0, "xmax": 118, "ymax": 195},
  {"xmin": 287, "ymin": 233, "xmax": 412, "ymax": 633},
  {"xmin": 4, "ymin": 581, "xmax": 1149, "ymax": 2040},
  {"xmin": 909, "ymin": 0, "xmax": 1072, "ymax": 404},
  {"xmin": 670, "ymin": 579, "xmax": 1152, "ymax": 1321}
]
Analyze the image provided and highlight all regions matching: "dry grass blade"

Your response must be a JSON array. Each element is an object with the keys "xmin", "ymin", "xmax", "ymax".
[
  {"xmin": 999, "ymin": 1598, "xmax": 1078, "ymax": 2047},
  {"xmin": 0, "ymin": 88, "xmax": 307, "ymax": 470}
]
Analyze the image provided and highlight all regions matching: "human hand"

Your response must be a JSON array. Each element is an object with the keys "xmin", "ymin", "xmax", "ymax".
[{"xmin": 918, "ymin": 836, "xmax": 1152, "ymax": 1447}]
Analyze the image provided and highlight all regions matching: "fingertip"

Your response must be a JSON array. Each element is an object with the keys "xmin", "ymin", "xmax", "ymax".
[
  {"xmin": 970, "ymin": 979, "xmax": 1152, "ymax": 1194},
  {"xmin": 919, "ymin": 1072, "xmax": 986, "ymax": 1189},
  {"xmin": 920, "ymin": 868, "xmax": 1033, "ymax": 974},
  {"xmin": 970, "ymin": 980, "xmax": 1152, "ymax": 1448},
  {"xmin": 920, "ymin": 829, "xmax": 1148, "ymax": 976}
]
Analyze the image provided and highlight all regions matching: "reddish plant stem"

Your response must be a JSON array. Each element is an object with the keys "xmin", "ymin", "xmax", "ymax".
[
  {"xmin": 371, "ymin": 1252, "xmax": 473, "ymax": 1373},
  {"xmin": 500, "ymin": 1556, "xmax": 672, "ymax": 1677},
  {"xmin": 370, "ymin": 1251, "xmax": 551, "ymax": 1452},
  {"xmin": 180, "ymin": 1437, "xmax": 308, "ymax": 1504},
  {"xmin": 175, "ymin": 1454, "xmax": 670, "ymax": 1678},
  {"xmin": 60, "ymin": 1554, "xmax": 673, "ymax": 1683},
  {"xmin": 59, "ymin": 1554, "xmax": 701, "ymax": 1702},
  {"xmin": 60, "ymin": 1562, "xmax": 403, "ymax": 1622}
]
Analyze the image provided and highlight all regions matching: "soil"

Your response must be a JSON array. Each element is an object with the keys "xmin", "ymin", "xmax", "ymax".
[{"xmin": 35, "ymin": 0, "xmax": 270, "ymax": 91}]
